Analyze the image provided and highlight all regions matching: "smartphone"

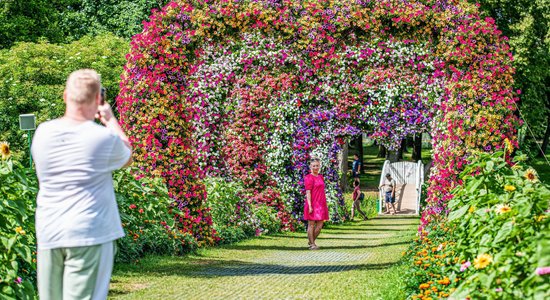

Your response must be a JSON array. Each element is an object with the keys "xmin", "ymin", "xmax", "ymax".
[{"xmin": 100, "ymin": 87, "xmax": 106, "ymax": 105}]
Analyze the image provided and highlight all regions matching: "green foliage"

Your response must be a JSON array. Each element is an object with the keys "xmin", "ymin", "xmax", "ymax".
[
  {"xmin": 403, "ymin": 151, "xmax": 550, "ymax": 299},
  {"xmin": 204, "ymin": 177, "xmax": 282, "ymax": 244},
  {"xmin": 0, "ymin": 0, "xmax": 66, "ymax": 49},
  {"xmin": 58, "ymin": 0, "xmax": 168, "ymax": 42},
  {"xmin": 204, "ymin": 177, "xmax": 248, "ymax": 243},
  {"xmin": 0, "ymin": 157, "xmax": 37, "ymax": 299},
  {"xmin": 113, "ymin": 168, "xmax": 197, "ymax": 263},
  {"xmin": 0, "ymin": 0, "xmax": 168, "ymax": 48},
  {"xmin": 448, "ymin": 151, "xmax": 549, "ymax": 299},
  {"xmin": 253, "ymin": 204, "xmax": 283, "ymax": 235},
  {"xmin": 345, "ymin": 192, "xmax": 378, "ymax": 221},
  {"xmin": 474, "ymin": 0, "xmax": 550, "ymax": 155},
  {"xmin": 0, "ymin": 34, "xmax": 128, "ymax": 156}
]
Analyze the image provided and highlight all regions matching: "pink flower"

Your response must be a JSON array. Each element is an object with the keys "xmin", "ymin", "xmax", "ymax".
[
  {"xmin": 460, "ymin": 261, "xmax": 471, "ymax": 272},
  {"xmin": 495, "ymin": 288, "xmax": 503, "ymax": 292},
  {"xmin": 535, "ymin": 267, "xmax": 550, "ymax": 276},
  {"xmin": 14, "ymin": 277, "xmax": 22, "ymax": 284}
]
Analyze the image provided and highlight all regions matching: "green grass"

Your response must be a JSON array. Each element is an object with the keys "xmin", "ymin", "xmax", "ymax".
[{"xmin": 109, "ymin": 217, "xmax": 419, "ymax": 299}]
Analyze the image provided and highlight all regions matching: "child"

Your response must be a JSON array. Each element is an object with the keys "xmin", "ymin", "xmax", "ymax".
[{"xmin": 351, "ymin": 180, "xmax": 368, "ymax": 220}]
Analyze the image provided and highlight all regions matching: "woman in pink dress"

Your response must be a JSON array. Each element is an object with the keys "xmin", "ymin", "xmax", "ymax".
[{"xmin": 304, "ymin": 158, "xmax": 329, "ymax": 250}]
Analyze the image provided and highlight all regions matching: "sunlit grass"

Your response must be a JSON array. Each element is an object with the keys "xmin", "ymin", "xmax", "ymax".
[{"xmin": 109, "ymin": 217, "xmax": 418, "ymax": 299}]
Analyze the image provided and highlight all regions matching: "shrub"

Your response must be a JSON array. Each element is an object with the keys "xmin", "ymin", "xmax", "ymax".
[
  {"xmin": 113, "ymin": 168, "xmax": 197, "ymax": 263},
  {"xmin": 448, "ymin": 152, "xmax": 549, "ymax": 299},
  {"xmin": 204, "ymin": 177, "xmax": 282, "ymax": 244},
  {"xmin": 0, "ymin": 149, "xmax": 37, "ymax": 299},
  {"xmin": 0, "ymin": 34, "xmax": 128, "ymax": 156},
  {"xmin": 403, "ymin": 151, "xmax": 550, "ymax": 299},
  {"xmin": 254, "ymin": 204, "xmax": 282, "ymax": 235}
]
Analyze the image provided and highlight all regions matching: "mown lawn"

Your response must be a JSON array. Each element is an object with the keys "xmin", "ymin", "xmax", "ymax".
[{"xmin": 109, "ymin": 216, "xmax": 418, "ymax": 299}]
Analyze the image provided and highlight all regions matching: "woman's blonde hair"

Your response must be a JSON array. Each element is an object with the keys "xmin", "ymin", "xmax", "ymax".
[
  {"xmin": 65, "ymin": 69, "xmax": 101, "ymax": 104},
  {"xmin": 310, "ymin": 157, "xmax": 321, "ymax": 164}
]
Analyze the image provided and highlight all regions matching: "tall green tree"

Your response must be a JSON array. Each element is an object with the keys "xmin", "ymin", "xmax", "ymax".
[
  {"xmin": 473, "ymin": 0, "xmax": 549, "ymax": 157},
  {"xmin": 0, "ymin": 0, "xmax": 168, "ymax": 48},
  {"xmin": 0, "ymin": 0, "xmax": 66, "ymax": 48},
  {"xmin": 0, "ymin": 34, "xmax": 128, "ymax": 156},
  {"xmin": 58, "ymin": 0, "xmax": 168, "ymax": 41}
]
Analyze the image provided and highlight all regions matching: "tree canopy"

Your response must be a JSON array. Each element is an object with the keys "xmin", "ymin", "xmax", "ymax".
[{"xmin": 473, "ymin": 0, "xmax": 549, "ymax": 156}]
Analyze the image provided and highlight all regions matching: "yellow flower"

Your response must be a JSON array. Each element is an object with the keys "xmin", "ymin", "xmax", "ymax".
[
  {"xmin": 524, "ymin": 168, "xmax": 539, "ymax": 183},
  {"xmin": 15, "ymin": 226, "xmax": 26, "ymax": 235},
  {"xmin": 495, "ymin": 204, "xmax": 512, "ymax": 214},
  {"xmin": 504, "ymin": 185, "xmax": 516, "ymax": 192},
  {"xmin": 0, "ymin": 141, "xmax": 10, "ymax": 159},
  {"xmin": 474, "ymin": 253, "xmax": 493, "ymax": 269},
  {"xmin": 468, "ymin": 206, "xmax": 475, "ymax": 213},
  {"xmin": 504, "ymin": 138, "xmax": 513, "ymax": 154},
  {"xmin": 535, "ymin": 215, "xmax": 547, "ymax": 222}
]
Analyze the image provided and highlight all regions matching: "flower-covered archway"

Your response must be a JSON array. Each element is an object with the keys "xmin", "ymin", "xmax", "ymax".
[{"xmin": 117, "ymin": 0, "xmax": 519, "ymax": 244}]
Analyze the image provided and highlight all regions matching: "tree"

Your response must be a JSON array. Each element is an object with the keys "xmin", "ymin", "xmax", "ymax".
[
  {"xmin": 0, "ymin": 0, "xmax": 66, "ymax": 48},
  {"xmin": 58, "ymin": 0, "xmax": 168, "ymax": 42},
  {"xmin": 0, "ymin": 0, "xmax": 169, "ymax": 49},
  {"xmin": 377, "ymin": 143, "xmax": 387, "ymax": 158},
  {"xmin": 412, "ymin": 133, "xmax": 422, "ymax": 161},
  {"xmin": 0, "ymin": 34, "xmax": 128, "ymax": 155},
  {"xmin": 473, "ymin": 0, "xmax": 549, "ymax": 157},
  {"xmin": 352, "ymin": 134, "xmax": 364, "ymax": 172},
  {"xmin": 339, "ymin": 143, "xmax": 349, "ymax": 192}
]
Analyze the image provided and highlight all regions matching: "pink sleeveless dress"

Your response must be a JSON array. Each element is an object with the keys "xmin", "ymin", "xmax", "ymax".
[{"xmin": 304, "ymin": 174, "xmax": 329, "ymax": 221}]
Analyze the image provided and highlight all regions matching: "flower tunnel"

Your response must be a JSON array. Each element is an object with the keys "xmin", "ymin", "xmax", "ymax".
[{"xmin": 117, "ymin": 0, "xmax": 519, "ymax": 244}]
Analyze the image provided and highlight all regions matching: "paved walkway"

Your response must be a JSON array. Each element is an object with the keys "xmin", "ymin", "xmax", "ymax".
[{"xmin": 109, "ymin": 216, "xmax": 418, "ymax": 299}]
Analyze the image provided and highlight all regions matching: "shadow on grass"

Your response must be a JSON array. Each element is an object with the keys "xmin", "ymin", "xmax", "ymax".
[
  {"xmin": 116, "ymin": 259, "xmax": 398, "ymax": 278},
  {"xmin": 191, "ymin": 261, "xmax": 397, "ymax": 277},
  {"xmin": 221, "ymin": 240, "xmax": 409, "ymax": 251},
  {"xmin": 324, "ymin": 227, "xmax": 413, "ymax": 232},
  {"xmin": 314, "ymin": 236, "xmax": 391, "ymax": 240},
  {"xmin": 354, "ymin": 223, "xmax": 420, "ymax": 227}
]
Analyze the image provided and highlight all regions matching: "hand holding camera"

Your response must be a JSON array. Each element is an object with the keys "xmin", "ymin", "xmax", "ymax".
[{"xmin": 96, "ymin": 87, "xmax": 114, "ymax": 125}]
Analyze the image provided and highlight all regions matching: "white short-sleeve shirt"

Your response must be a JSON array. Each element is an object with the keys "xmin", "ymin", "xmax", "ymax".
[
  {"xmin": 381, "ymin": 178, "xmax": 396, "ymax": 193},
  {"xmin": 31, "ymin": 119, "xmax": 131, "ymax": 250}
]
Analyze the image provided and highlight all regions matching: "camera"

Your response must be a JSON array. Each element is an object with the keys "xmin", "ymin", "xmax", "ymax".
[{"xmin": 100, "ymin": 87, "xmax": 106, "ymax": 105}]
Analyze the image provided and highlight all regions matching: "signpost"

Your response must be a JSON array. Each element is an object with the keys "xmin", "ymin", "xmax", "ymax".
[{"xmin": 19, "ymin": 114, "xmax": 36, "ymax": 169}]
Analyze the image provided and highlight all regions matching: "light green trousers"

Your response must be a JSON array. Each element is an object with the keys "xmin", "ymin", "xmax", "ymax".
[{"xmin": 37, "ymin": 241, "xmax": 115, "ymax": 300}]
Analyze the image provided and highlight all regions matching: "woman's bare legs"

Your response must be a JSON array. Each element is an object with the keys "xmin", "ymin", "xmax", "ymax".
[
  {"xmin": 307, "ymin": 221, "xmax": 316, "ymax": 247},
  {"xmin": 313, "ymin": 221, "xmax": 324, "ymax": 241}
]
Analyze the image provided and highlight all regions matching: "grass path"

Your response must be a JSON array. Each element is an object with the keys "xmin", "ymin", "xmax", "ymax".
[{"xmin": 109, "ymin": 216, "xmax": 418, "ymax": 299}]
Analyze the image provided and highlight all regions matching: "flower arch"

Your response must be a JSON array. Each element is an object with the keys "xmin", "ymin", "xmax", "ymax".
[{"xmin": 117, "ymin": 0, "xmax": 519, "ymax": 244}]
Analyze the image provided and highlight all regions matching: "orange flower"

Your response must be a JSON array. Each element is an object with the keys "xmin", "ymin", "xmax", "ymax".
[
  {"xmin": 437, "ymin": 277, "xmax": 451, "ymax": 285},
  {"xmin": 495, "ymin": 204, "xmax": 512, "ymax": 214},
  {"xmin": 419, "ymin": 283, "xmax": 430, "ymax": 289}
]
